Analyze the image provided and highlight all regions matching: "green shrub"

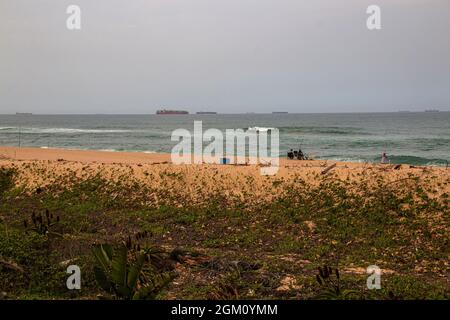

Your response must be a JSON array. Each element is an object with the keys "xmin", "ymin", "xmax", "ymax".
[
  {"xmin": 0, "ymin": 167, "xmax": 15, "ymax": 201},
  {"xmin": 0, "ymin": 227, "xmax": 66, "ymax": 297}
]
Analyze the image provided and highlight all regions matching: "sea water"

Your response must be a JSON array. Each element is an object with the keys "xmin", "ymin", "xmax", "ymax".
[{"xmin": 0, "ymin": 112, "xmax": 448, "ymax": 166}]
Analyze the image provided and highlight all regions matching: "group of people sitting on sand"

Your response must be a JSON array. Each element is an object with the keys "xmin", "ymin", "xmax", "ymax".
[
  {"xmin": 287, "ymin": 148, "xmax": 308, "ymax": 160},
  {"xmin": 288, "ymin": 148, "xmax": 390, "ymax": 163}
]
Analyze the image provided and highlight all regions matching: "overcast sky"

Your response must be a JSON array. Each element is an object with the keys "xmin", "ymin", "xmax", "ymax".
[{"xmin": 1, "ymin": 0, "xmax": 449, "ymax": 114}]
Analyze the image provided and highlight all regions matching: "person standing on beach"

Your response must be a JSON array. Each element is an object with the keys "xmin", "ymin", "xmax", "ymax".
[{"xmin": 381, "ymin": 152, "xmax": 389, "ymax": 164}]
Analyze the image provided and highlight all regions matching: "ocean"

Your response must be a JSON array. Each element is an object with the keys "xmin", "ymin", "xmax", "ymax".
[{"xmin": 0, "ymin": 113, "xmax": 449, "ymax": 166}]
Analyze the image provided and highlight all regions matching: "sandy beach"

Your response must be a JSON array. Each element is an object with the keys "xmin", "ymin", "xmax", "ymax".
[
  {"xmin": 0, "ymin": 146, "xmax": 172, "ymax": 164},
  {"xmin": 1, "ymin": 145, "xmax": 449, "ymax": 204}
]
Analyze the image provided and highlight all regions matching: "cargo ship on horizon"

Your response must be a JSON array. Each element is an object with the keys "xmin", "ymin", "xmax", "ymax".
[{"xmin": 156, "ymin": 109, "xmax": 189, "ymax": 115}]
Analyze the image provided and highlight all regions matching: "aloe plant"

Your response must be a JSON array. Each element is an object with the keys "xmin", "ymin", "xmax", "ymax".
[{"xmin": 92, "ymin": 243, "xmax": 173, "ymax": 300}]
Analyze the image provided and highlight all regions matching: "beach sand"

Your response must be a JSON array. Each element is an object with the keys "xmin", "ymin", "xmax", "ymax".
[
  {"xmin": 0, "ymin": 146, "xmax": 171, "ymax": 164},
  {"xmin": 1, "ymin": 145, "xmax": 449, "ymax": 204}
]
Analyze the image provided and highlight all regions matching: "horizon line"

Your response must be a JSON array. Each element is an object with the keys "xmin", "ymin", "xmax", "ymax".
[{"xmin": 2, "ymin": 110, "xmax": 450, "ymax": 116}]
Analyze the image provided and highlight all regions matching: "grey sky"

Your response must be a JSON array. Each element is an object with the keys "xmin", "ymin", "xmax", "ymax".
[{"xmin": 1, "ymin": 0, "xmax": 449, "ymax": 114}]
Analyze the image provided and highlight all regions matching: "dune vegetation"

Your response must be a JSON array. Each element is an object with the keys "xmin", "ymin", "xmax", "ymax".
[{"xmin": 0, "ymin": 161, "xmax": 449, "ymax": 300}]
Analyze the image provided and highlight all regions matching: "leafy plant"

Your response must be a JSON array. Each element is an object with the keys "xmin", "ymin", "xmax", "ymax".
[
  {"xmin": 0, "ymin": 227, "xmax": 65, "ymax": 297},
  {"xmin": 314, "ymin": 265, "xmax": 360, "ymax": 300},
  {"xmin": 92, "ymin": 236, "xmax": 174, "ymax": 300},
  {"xmin": 0, "ymin": 167, "xmax": 15, "ymax": 201}
]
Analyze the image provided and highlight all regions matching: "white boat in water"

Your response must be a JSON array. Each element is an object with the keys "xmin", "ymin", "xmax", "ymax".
[{"xmin": 247, "ymin": 126, "xmax": 275, "ymax": 133}]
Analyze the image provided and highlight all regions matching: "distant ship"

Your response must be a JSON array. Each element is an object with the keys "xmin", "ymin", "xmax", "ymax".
[
  {"xmin": 272, "ymin": 112, "xmax": 288, "ymax": 114},
  {"xmin": 156, "ymin": 109, "xmax": 189, "ymax": 115},
  {"xmin": 16, "ymin": 112, "xmax": 32, "ymax": 115},
  {"xmin": 424, "ymin": 109, "xmax": 440, "ymax": 113},
  {"xmin": 196, "ymin": 111, "xmax": 217, "ymax": 114}
]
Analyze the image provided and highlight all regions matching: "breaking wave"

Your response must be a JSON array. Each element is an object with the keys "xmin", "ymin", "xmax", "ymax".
[{"xmin": 0, "ymin": 127, "xmax": 131, "ymax": 134}]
